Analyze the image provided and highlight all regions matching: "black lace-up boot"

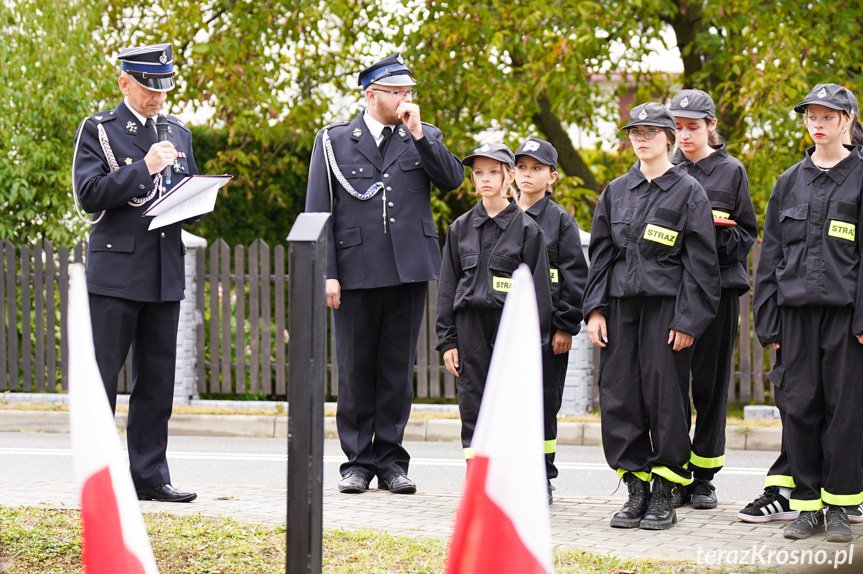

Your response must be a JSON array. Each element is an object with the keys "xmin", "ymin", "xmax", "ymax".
[
  {"xmin": 640, "ymin": 476, "xmax": 678, "ymax": 530},
  {"xmin": 610, "ymin": 473, "xmax": 650, "ymax": 528}
]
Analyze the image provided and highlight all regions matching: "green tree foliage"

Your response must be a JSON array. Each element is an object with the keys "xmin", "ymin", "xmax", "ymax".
[
  {"xmin": 0, "ymin": 1, "xmax": 120, "ymax": 243},
  {"xmin": 3, "ymin": 1, "xmax": 863, "ymax": 242}
]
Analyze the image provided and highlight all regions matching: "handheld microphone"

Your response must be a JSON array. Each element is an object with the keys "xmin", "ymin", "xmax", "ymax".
[{"xmin": 155, "ymin": 115, "xmax": 171, "ymax": 186}]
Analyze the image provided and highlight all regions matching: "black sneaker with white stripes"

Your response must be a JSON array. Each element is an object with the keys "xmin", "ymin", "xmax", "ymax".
[
  {"xmin": 845, "ymin": 503, "xmax": 863, "ymax": 524},
  {"xmin": 737, "ymin": 486, "xmax": 798, "ymax": 523}
]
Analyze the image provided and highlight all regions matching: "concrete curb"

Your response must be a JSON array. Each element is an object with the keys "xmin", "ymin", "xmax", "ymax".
[{"xmin": 0, "ymin": 409, "xmax": 783, "ymax": 450}]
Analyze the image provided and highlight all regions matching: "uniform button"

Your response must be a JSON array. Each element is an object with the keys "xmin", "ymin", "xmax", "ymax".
[
  {"xmin": 386, "ymin": 186, "xmax": 392, "ymax": 191},
  {"xmin": 389, "ymin": 217, "xmax": 396, "ymax": 223},
  {"xmin": 351, "ymin": 170, "xmax": 356, "ymax": 175},
  {"xmin": 106, "ymin": 244, "xmax": 112, "ymax": 249},
  {"xmin": 388, "ymin": 202, "xmax": 394, "ymax": 207},
  {"xmin": 138, "ymin": 184, "xmax": 145, "ymax": 189},
  {"xmin": 339, "ymin": 240, "xmax": 343, "ymax": 246},
  {"xmin": 383, "ymin": 173, "xmax": 389, "ymax": 178},
  {"xmin": 415, "ymin": 161, "xmax": 420, "ymax": 166},
  {"xmin": 160, "ymin": 232, "xmax": 166, "ymax": 238}
]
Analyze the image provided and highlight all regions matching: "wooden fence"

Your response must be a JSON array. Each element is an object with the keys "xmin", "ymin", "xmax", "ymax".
[{"xmin": 1, "ymin": 238, "xmax": 774, "ymax": 404}]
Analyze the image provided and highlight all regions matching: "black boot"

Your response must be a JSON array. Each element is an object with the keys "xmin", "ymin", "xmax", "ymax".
[
  {"xmin": 610, "ymin": 473, "xmax": 651, "ymax": 528},
  {"xmin": 640, "ymin": 476, "xmax": 678, "ymax": 530}
]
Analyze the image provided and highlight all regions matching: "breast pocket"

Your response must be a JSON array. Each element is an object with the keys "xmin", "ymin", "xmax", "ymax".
[
  {"xmin": 778, "ymin": 203, "xmax": 809, "ymax": 249},
  {"xmin": 639, "ymin": 206, "xmax": 685, "ymax": 259},
  {"xmin": 398, "ymin": 156, "xmax": 429, "ymax": 192},
  {"xmin": 706, "ymin": 188, "xmax": 736, "ymax": 219}
]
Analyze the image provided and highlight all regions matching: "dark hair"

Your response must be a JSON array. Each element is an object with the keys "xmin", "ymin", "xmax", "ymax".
[
  {"xmin": 851, "ymin": 118, "xmax": 863, "ymax": 146},
  {"xmin": 705, "ymin": 116, "xmax": 725, "ymax": 146},
  {"xmin": 663, "ymin": 127, "xmax": 676, "ymax": 152}
]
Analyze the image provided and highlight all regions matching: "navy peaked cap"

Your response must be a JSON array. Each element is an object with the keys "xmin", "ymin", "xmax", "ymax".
[
  {"xmin": 118, "ymin": 43, "xmax": 175, "ymax": 92},
  {"xmin": 359, "ymin": 52, "xmax": 416, "ymax": 90}
]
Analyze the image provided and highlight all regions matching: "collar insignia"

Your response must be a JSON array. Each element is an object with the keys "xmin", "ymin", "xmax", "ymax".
[
  {"xmin": 398, "ymin": 127, "xmax": 406, "ymax": 137},
  {"xmin": 125, "ymin": 120, "xmax": 139, "ymax": 134},
  {"xmin": 352, "ymin": 128, "xmax": 363, "ymax": 137},
  {"xmin": 124, "ymin": 157, "xmax": 133, "ymax": 165}
]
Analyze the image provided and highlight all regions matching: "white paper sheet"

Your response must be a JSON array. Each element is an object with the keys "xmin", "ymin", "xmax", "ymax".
[{"xmin": 144, "ymin": 174, "xmax": 231, "ymax": 230}]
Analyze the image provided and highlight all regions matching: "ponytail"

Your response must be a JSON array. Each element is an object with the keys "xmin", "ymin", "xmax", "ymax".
[{"xmin": 705, "ymin": 116, "xmax": 725, "ymax": 146}]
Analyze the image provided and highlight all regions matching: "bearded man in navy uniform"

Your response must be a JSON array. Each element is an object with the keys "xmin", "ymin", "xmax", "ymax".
[
  {"xmin": 305, "ymin": 53, "xmax": 464, "ymax": 494},
  {"xmin": 72, "ymin": 43, "xmax": 199, "ymax": 502}
]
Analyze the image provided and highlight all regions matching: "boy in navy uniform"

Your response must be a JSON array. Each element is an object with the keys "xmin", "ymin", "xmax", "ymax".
[
  {"xmin": 304, "ymin": 53, "xmax": 464, "ymax": 494},
  {"xmin": 72, "ymin": 43, "xmax": 199, "ymax": 502}
]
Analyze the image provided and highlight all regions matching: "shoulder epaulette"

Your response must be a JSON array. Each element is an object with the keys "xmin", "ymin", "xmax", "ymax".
[
  {"xmin": 89, "ymin": 111, "xmax": 116, "ymax": 123},
  {"xmin": 166, "ymin": 115, "xmax": 191, "ymax": 133},
  {"xmin": 325, "ymin": 120, "xmax": 351, "ymax": 130}
]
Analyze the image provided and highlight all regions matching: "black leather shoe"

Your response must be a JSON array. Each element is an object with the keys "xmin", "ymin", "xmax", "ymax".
[
  {"xmin": 136, "ymin": 483, "xmax": 197, "ymax": 503},
  {"xmin": 338, "ymin": 471, "xmax": 371, "ymax": 494},
  {"xmin": 378, "ymin": 472, "xmax": 417, "ymax": 494}
]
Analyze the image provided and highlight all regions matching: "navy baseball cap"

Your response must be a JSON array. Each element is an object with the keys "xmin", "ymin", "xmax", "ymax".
[
  {"xmin": 620, "ymin": 102, "xmax": 675, "ymax": 131},
  {"xmin": 358, "ymin": 53, "xmax": 416, "ymax": 90},
  {"xmin": 515, "ymin": 138, "xmax": 558, "ymax": 170},
  {"xmin": 842, "ymin": 87, "xmax": 859, "ymax": 117},
  {"xmin": 118, "ymin": 43, "xmax": 175, "ymax": 92},
  {"xmin": 794, "ymin": 83, "xmax": 854, "ymax": 115},
  {"xmin": 669, "ymin": 89, "xmax": 716, "ymax": 119},
  {"xmin": 462, "ymin": 143, "xmax": 515, "ymax": 170}
]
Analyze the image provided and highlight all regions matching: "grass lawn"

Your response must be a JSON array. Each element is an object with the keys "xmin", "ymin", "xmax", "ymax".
[{"xmin": 0, "ymin": 507, "xmax": 767, "ymax": 573}]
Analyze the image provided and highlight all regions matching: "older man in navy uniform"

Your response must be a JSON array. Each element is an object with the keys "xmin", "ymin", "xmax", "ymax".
[
  {"xmin": 72, "ymin": 43, "xmax": 199, "ymax": 502},
  {"xmin": 305, "ymin": 53, "xmax": 464, "ymax": 494}
]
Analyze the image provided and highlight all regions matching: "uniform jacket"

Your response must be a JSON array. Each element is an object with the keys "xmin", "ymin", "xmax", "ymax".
[
  {"xmin": 304, "ymin": 111, "xmax": 464, "ymax": 290},
  {"xmin": 672, "ymin": 145, "xmax": 758, "ymax": 294},
  {"xmin": 435, "ymin": 200, "xmax": 553, "ymax": 353},
  {"xmin": 523, "ymin": 194, "xmax": 587, "ymax": 335},
  {"xmin": 583, "ymin": 162, "xmax": 720, "ymax": 339},
  {"xmin": 753, "ymin": 147, "xmax": 863, "ymax": 345},
  {"xmin": 73, "ymin": 99, "xmax": 198, "ymax": 302}
]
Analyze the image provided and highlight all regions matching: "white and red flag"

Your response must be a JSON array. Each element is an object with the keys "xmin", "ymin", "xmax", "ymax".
[
  {"xmin": 67, "ymin": 263, "xmax": 159, "ymax": 574},
  {"xmin": 446, "ymin": 264, "xmax": 553, "ymax": 574}
]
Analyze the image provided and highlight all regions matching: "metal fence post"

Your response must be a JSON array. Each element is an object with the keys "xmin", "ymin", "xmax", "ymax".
[{"xmin": 286, "ymin": 213, "xmax": 330, "ymax": 574}]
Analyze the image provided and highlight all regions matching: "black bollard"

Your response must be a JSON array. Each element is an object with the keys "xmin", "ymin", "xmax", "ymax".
[{"xmin": 286, "ymin": 213, "xmax": 330, "ymax": 574}]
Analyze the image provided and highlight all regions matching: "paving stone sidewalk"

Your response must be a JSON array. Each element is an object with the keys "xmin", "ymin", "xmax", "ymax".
[{"xmin": 4, "ymin": 477, "xmax": 861, "ymax": 569}]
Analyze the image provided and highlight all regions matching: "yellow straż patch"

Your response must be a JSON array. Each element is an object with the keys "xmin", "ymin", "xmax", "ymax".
[
  {"xmin": 550, "ymin": 269, "xmax": 559, "ymax": 283},
  {"xmin": 711, "ymin": 210, "xmax": 730, "ymax": 218},
  {"xmin": 643, "ymin": 224, "xmax": 678, "ymax": 246},
  {"xmin": 492, "ymin": 276, "xmax": 513, "ymax": 292},
  {"xmin": 828, "ymin": 220, "xmax": 856, "ymax": 242}
]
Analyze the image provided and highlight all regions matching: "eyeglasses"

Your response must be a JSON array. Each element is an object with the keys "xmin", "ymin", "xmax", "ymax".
[
  {"xmin": 628, "ymin": 128, "xmax": 661, "ymax": 140},
  {"xmin": 372, "ymin": 88, "xmax": 417, "ymax": 99}
]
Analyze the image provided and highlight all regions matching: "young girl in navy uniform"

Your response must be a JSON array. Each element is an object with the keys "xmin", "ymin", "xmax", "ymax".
[
  {"xmin": 583, "ymin": 103, "xmax": 719, "ymax": 530},
  {"xmin": 753, "ymin": 84, "xmax": 863, "ymax": 543},
  {"xmin": 436, "ymin": 143, "xmax": 552, "ymax": 462},
  {"xmin": 668, "ymin": 90, "xmax": 758, "ymax": 509},
  {"xmin": 513, "ymin": 138, "xmax": 587, "ymax": 504}
]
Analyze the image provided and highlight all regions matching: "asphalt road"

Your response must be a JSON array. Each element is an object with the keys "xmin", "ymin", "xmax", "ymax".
[{"xmin": 0, "ymin": 431, "xmax": 778, "ymax": 504}]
